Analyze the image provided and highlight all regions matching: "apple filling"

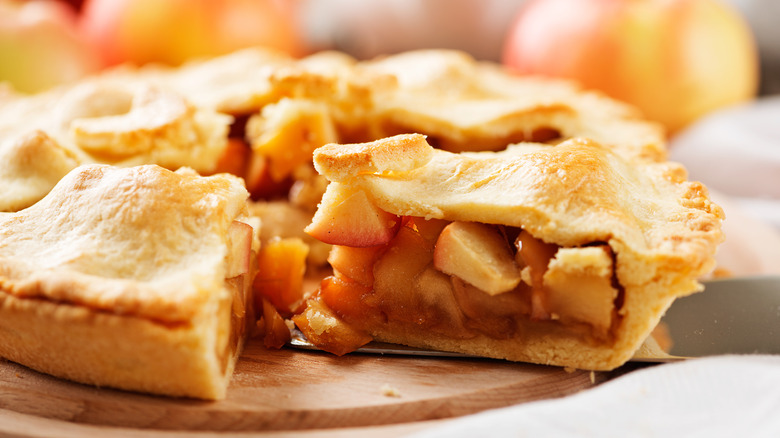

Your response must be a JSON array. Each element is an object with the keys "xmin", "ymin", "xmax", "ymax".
[
  {"xmin": 218, "ymin": 220, "xmax": 256, "ymax": 373},
  {"xmin": 296, "ymin": 185, "xmax": 623, "ymax": 355}
]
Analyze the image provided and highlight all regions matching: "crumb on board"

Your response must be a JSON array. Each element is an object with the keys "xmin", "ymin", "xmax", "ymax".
[
  {"xmin": 380, "ymin": 383, "xmax": 401, "ymax": 398},
  {"xmin": 590, "ymin": 371, "xmax": 596, "ymax": 384}
]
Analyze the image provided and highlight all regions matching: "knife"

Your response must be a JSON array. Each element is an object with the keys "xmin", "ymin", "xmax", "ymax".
[
  {"xmin": 289, "ymin": 276, "xmax": 780, "ymax": 363},
  {"xmin": 657, "ymin": 275, "xmax": 780, "ymax": 358}
]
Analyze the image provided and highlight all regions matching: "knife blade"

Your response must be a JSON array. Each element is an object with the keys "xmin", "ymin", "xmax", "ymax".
[{"xmin": 660, "ymin": 275, "xmax": 780, "ymax": 358}]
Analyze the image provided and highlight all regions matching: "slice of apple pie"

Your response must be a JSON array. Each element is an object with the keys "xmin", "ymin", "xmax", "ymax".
[
  {"xmin": 0, "ymin": 164, "xmax": 257, "ymax": 399},
  {"xmin": 296, "ymin": 133, "xmax": 724, "ymax": 370}
]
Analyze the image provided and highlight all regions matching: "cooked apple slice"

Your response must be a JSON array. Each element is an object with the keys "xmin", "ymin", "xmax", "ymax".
[
  {"xmin": 370, "ymin": 225, "xmax": 436, "ymax": 323},
  {"xmin": 292, "ymin": 297, "xmax": 372, "ymax": 356},
  {"xmin": 409, "ymin": 217, "xmax": 450, "ymax": 244},
  {"xmin": 258, "ymin": 298, "xmax": 292, "ymax": 349},
  {"xmin": 327, "ymin": 244, "xmax": 385, "ymax": 287},
  {"xmin": 253, "ymin": 237, "xmax": 309, "ymax": 315},
  {"xmin": 433, "ymin": 221, "xmax": 521, "ymax": 295},
  {"xmin": 247, "ymin": 98, "xmax": 338, "ymax": 182},
  {"xmin": 211, "ymin": 138, "xmax": 250, "ymax": 178},
  {"xmin": 305, "ymin": 182, "xmax": 401, "ymax": 247},
  {"xmin": 515, "ymin": 229, "xmax": 560, "ymax": 319},
  {"xmin": 542, "ymin": 245, "xmax": 619, "ymax": 335},
  {"xmin": 226, "ymin": 220, "xmax": 254, "ymax": 278}
]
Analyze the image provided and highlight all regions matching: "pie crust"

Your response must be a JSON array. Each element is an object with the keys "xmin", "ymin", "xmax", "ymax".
[{"xmin": 0, "ymin": 164, "xmax": 256, "ymax": 399}]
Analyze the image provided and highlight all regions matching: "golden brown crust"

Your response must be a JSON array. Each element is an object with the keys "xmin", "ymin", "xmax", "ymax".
[
  {"xmin": 0, "ymin": 130, "xmax": 80, "ymax": 211},
  {"xmin": 313, "ymin": 133, "xmax": 433, "ymax": 182},
  {"xmin": 0, "ymin": 165, "xmax": 255, "ymax": 399},
  {"xmin": 1, "ymin": 48, "xmax": 668, "ymax": 214},
  {"xmin": 359, "ymin": 50, "xmax": 667, "ymax": 161}
]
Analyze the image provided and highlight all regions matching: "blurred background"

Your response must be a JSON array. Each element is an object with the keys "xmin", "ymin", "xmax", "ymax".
[{"xmin": 1, "ymin": 0, "xmax": 779, "ymax": 246}]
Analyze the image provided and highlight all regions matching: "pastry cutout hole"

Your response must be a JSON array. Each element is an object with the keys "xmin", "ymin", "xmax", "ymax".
[{"xmin": 63, "ymin": 86, "xmax": 134, "ymax": 122}]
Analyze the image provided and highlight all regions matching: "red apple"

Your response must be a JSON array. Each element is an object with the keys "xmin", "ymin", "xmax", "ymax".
[
  {"xmin": 0, "ymin": 0, "xmax": 101, "ymax": 93},
  {"xmin": 304, "ymin": 182, "xmax": 401, "ymax": 247},
  {"xmin": 79, "ymin": 0, "xmax": 304, "ymax": 67},
  {"xmin": 502, "ymin": 0, "xmax": 759, "ymax": 134}
]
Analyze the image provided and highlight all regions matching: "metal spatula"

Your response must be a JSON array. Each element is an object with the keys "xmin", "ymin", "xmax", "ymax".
[{"xmin": 289, "ymin": 276, "xmax": 780, "ymax": 363}]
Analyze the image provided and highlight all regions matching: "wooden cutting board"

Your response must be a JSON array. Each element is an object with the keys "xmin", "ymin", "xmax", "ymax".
[{"xmin": 0, "ymin": 339, "xmax": 608, "ymax": 435}]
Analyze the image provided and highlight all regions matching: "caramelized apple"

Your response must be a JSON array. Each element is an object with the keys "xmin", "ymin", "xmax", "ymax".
[
  {"xmin": 515, "ymin": 230, "xmax": 559, "ymax": 319},
  {"xmin": 258, "ymin": 298, "xmax": 292, "ymax": 349},
  {"xmin": 226, "ymin": 220, "xmax": 254, "ymax": 278},
  {"xmin": 413, "ymin": 266, "xmax": 469, "ymax": 334},
  {"xmin": 409, "ymin": 217, "xmax": 450, "ymax": 244},
  {"xmin": 292, "ymin": 297, "xmax": 373, "ymax": 356},
  {"xmin": 305, "ymin": 182, "xmax": 401, "ymax": 247},
  {"xmin": 433, "ymin": 221, "xmax": 522, "ymax": 296},
  {"xmin": 318, "ymin": 273, "xmax": 377, "ymax": 323},
  {"xmin": 451, "ymin": 277, "xmax": 532, "ymax": 339},
  {"xmin": 211, "ymin": 138, "xmax": 250, "ymax": 178},
  {"xmin": 246, "ymin": 98, "xmax": 338, "ymax": 182},
  {"xmin": 253, "ymin": 237, "xmax": 309, "ymax": 315},
  {"xmin": 543, "ymin": 245, "xmax": 618, "ymax": 335},
  {"xmin": 244, "ymin": 153, "xmax": 293, "ymax": 199},
  {"xmin": 327, "ymin": 244, "xmax": 386, "ymax": 287},
  {"xmin": 369, "ymin": 226, "xmax": 433, "ymax": 321}
]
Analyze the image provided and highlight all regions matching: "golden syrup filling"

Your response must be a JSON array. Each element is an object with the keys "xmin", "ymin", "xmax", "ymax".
[{"xmin": 300, "ymin": 216, "xmax": 623, "ymax": 354}]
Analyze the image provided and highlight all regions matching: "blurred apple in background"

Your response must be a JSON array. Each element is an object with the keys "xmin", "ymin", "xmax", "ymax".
[
  {"xmin": 79, "ymin": 0, "xmax": 304, "ymax": 67},
  {"xmin": 0, "ymin": 0, "xmax": 100, "ymax": 93},
  {"xmin": 301, "ymin": 0, "xmax": 526, "ymax": 62},
  {"xmin": 502, "ymin": 0, "xmax": 759, "ymax": 135}
]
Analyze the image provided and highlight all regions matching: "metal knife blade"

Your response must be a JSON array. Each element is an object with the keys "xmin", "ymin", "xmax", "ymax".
[{"xmin": 660, "ymin": 275, "xmax": 780, "ymax": 358}]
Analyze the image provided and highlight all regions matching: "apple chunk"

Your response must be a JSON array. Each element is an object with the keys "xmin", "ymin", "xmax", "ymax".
[
  {"xmin": 542, "ymin": 245, "xmax": 618, "ymax": 335},
  {"xmin": 226, "ymin": 220, "xmax": 253, "ymax": 278},
  {"xmin": 433, "ymin": 222, "xmax": 521, "ymax": 296},
  {"xmin": 292, "ymin": 297, "xmax": 373, "ymax": 356},
  {"xmin": 253, "ymin": 237, "xmax": 309, "ymax": 315},
  {"xmin": 305, "ymin": 182, "xmax": 401, "ymax": 247}
]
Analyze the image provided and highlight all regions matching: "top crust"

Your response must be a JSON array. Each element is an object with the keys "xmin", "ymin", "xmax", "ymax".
[
  {"xmin": 313, "ymin": 133, "xmax": 434, "ymax": 181},
  {"xmin": 0, "ymin": 164, "xmax": 249, "ymax": 323},
  {"xmin": 313, "ymin": 134, "xmax": 724, "ymax": 293},
  {"xmin": 1, "ymin": 48, "xmax": 667, "ymax": 213}
]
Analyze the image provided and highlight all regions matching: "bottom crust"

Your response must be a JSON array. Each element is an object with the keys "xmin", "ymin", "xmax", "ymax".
[
  {"xmin": 0, "ymin": 278, "xmax": 252, "ymax": 400},
  {"xmin": 365, "ymin": 284, "xmax": 682, "ymax": 371}
]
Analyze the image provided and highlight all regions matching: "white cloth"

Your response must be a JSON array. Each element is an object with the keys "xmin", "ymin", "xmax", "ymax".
[{"xmin": 409, "ymin": 355, "xmax": 780, "ymax": 438}]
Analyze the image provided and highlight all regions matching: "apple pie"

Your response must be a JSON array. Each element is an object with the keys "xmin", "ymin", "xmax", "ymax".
[
  {"xmin": 0, "ymin": 47, "xmax": 723, "ymax": 392},
  {"xmin": 0, "ymin": 164, "xmax": 257, "ymax": 399},
  {"xmin": 295, "ymin": 133, "xmax": 724, "ymax": 370}
]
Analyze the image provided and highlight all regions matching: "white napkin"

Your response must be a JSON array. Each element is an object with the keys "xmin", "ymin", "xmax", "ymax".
[{"xmin": 409, "ymin": 355, "xmax": 780, "ymax": 438}]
